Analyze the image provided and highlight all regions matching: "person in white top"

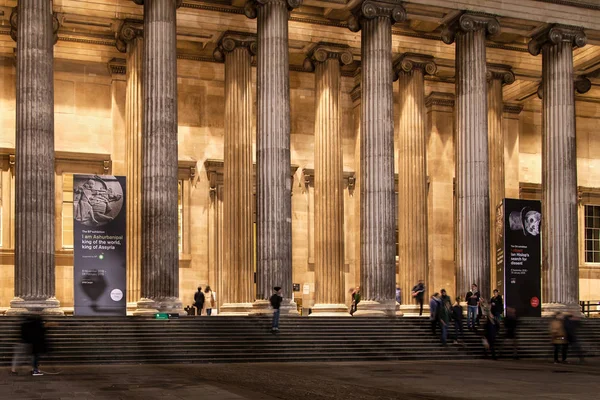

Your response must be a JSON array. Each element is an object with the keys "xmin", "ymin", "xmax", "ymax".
[{"xmin": 203, "ymin": 286, "xmax": 215, "ymax": 316}]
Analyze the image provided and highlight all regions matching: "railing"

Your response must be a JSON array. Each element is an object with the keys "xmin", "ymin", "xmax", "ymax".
[{"xmin": 580, "ymin": 300, "xmax": 600, "ymax": 318}]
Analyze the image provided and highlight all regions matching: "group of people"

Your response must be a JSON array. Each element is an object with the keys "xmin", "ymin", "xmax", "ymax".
[{"xmin": 193, "ymin": 286, "xmax": 216, "ymax": 316}]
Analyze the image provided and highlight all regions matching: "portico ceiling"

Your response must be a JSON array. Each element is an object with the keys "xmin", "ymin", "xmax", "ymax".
[{"xmin": 0, "ymin": 0, "xmax": 599, "ymax": 106}]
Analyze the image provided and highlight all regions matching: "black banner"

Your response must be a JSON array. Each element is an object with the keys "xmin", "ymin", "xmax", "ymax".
[
  {"xmin": 496, "ymin": 198, "xmax": 542, "ymax": 317},
  {"xmin": 73, "ymin": 175, "xmax": 127, "ymax": 316}
]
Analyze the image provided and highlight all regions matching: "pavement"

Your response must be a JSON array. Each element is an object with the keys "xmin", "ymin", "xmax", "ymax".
[{"xmin": 2, "ymin": 358, "xmax": 599, "ymax": 400}]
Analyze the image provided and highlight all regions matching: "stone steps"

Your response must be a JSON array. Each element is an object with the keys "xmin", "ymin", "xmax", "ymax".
[{"xmin": 0, "ymin": 317, "xmax": 598, "ymax": 366}]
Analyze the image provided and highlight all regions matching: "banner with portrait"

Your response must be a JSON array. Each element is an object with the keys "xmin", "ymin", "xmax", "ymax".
[
  {"xmin": 496, "ymin": 198, "xmax": 542, "ymax": 317},
  {"xmin": 73, "ymin": 175, "xmax": 127, "ymax": 316}
]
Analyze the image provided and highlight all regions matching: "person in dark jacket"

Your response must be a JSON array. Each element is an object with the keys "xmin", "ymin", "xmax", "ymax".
[
  {"xmin": 20, "ymin": 315, "xmax": 47, "ymax": 376},
  {"xmin": 439, "ymin": 289, "xmax": 452, "ymax": 345},
  {"xmin": 194, "ymin": 286, "xmax": 205, "ymax": 316},
  {"xmin": 490, "ymin": 289, "xmax": 503, "ymax": 319},
  {"xmin": 270, "ymin": 286, "xmax": 283, "ymax": 332},
  {"xmin": 466, "ymin": 284, "xmax": 480, "ymax": 330},
  {"xmin": 483, "ymin": 314, "xmax": 499, "ymax": 360},
  {"xmin": 503, "ymin": 307, "xmax": 519, "ymax": 359},
  {"xmin": 411, "ymin": 280, "xmax": 426, "ymax": 316},
  {"xmin": 429, "ymin": 293, "xmax": 441, "ymax": 335},
  {"xmin": 452, "ymin": 297, "xmax": 464, "ymax": 344},
  {"xmin": 564, "ymin": 313, "xmax": 584, "ymax": 363}
]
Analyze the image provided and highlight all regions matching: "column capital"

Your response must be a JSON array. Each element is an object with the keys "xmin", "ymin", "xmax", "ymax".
[
  {"xmin": 393, "ymin": 53, "xmax": 437, "ymax": 76},
  {"xmin": 537, "ymin": 75, "xmax": 591, "ymax": 99},
  {"xmin": 213, "ymin": 31, "xmax": 257, "ymax": 62},
  {"xmin": 244, "ymin": 0, "xmax": 303, "ymax": 19},
  {"xmin": 132, "ymin": 0, "xmax": 183, "ymax": 7},
  {"xmin": 302, "ymin": 44, "xmax": 353, "ymax": 72},
  {"xmin": 486, "ymin": 64, "xmax": 515, "ymax": 85},
  {"xmin": 441, "ymin": 12, "xmax": 500, "ymax": 45},
  {"xmin": 116, "ymin": 20, "xmax": 143, "ymax": 53},
  {"xmin": 10, "ymin": 7, "xmax": 61, "ymax": 44},
  {"xmin": 347, "ymin": 0, "xmax": 406, "ymax": 33},
  {"xmin": 528, "ymin": 25, "xmax": 586, "ymax": 56}
]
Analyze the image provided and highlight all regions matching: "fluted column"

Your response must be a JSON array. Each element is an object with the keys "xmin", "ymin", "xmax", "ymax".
[
  {"xmin": 8, "ymin": 2, "xmax": 62, "ymax": 315},
  {"xmin": 528, "ymin": 26, "xmax": 589, "ymax": 314},
  {"xmin": 303, "ymin": 45, "xmax": 353, "ymax": 315},
  {"xmin": 133, "ymin": 0, "xmax": 183, "ymax": 315},
  {"xmin": 486, "ymin": 64, "xmax": 515, "ymax": 291},
  {"xmin": 347, "ymin": 1, "xmax": 406, "ymax": 316},
  {"xmin": 245, "ymin": 0, "xmax": 301, "ymax": 314},
  {"xmin": 394, "ymin": 54, "xmax": 436, "ymax": 313},
  {"xmin": 213, "ymin": 33, "xmax": 256, "ymax": 315},
  {"xmin": 117, "ymin": 22, "xmax": 144, "ymax": 307},
  {"xmin": 442, "ymin": 13, "xmax": 500, "ymax": 299}
]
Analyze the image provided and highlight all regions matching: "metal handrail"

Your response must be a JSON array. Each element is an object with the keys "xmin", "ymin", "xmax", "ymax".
[{"xmin": 580, "ymin": 300, "xmax": 600, "ymax": 318}]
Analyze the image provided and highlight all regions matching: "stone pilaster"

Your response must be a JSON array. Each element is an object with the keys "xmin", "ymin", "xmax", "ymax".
[
  {"xmin": 303, "ymin": 45, "xmax": 353, "ymax": 315},
  {"xmin": 528, "ymin": 25, "xmax": 588, "ymax": 314},
  {"xmin": 486, "ymin": 64, "xmax": 515, "ymax": 292},
  {"xmin": 213, "ymin": 33, "xmax": 256, "ymax": 315},
  {"xmin": 133, "ymin": 0, "xmax": 184, "ymax": 315},
  {"xmin": 347, "ymin": 1, "xmax": 406, "ymax": 316},
  {"xmin": 117, "ymin": 22, "xmax": 144, "ymax": 307},
  {"xmin": 442, "ymin": 13, "xmax": 500, "ymax": 299},
  {"xmin": 394, "ymin": 54, "xmax": 436, "ymax": 314},
  {"xmin": 245, "ymin": 0, "xmax": 302, "ymax": 314},
  {"xmin": 8, "ymin": 2, "xmax": 62, "ymax": 315}
]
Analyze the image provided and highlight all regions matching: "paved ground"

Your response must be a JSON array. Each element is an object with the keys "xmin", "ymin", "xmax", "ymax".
[{"xmin": 2, "ymin": 359, "xmax": 599, "ymax": 399}]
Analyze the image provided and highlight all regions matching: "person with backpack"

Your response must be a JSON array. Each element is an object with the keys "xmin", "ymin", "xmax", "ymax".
[
  {"xmin": 270, "ymin": 286, "xmax": 283, "ymax": 332},
  {"xmin": 203, "ymin": 286, "xmax": 216, "ymax": 316},
  {"xmin": 411, "ymin": 280, "xmax": 426, "ymax": 316},
  {"xmin": 350, "ymin": 286, "xmax": 361, "ymax": 316},
  {"xmin": 194, "ymin": 286, "xmax": 205, "ymax": 316}
]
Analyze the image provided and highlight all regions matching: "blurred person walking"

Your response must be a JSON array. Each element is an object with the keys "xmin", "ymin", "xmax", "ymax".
[
  {"xmin": 483, "ymin": 314, "xmax": 499, "ymax": 360},
  {"xmin": 564, "ymin": 313, "xmax": 584, "ymax": 363},
  {"xmin": 429, "ymin": 292, "xmax": 441, "ymax": 335},
  {"xmin": 503, "ymin": 307, "xmax": 519, "ymax": 359},
  {"xmin": 452, "ymin": 297, "xmax": 464, "ymax": 344},
  {"xmin": 550, "ymin": 312, "xmax": 568, "ymax": 363},
  {"xmin": 439, "ymin": 289, "xmax": 452, "ymax": 346},
  {"xmin": 350, "ymin": 286, "xmax": 361, "ymax": 316},
  {"xmin": 203, "ymin": 286, "xmax": 215, "ymax": 316},
  {"xmin": 270, "ymin": 286, "xmax": 283, "ymax": 332},
  {"xmin": 194, "ymin": 286, "xmax": 205, "ymax": 316},
  {"xmin": 11, "ymin": 315, "xmax": 47, "ymax": 376}
]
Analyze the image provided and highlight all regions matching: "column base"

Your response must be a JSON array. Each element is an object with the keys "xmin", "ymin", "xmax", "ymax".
[
  {"xmin": 218, "ymin": 303, "xmax": 254, "ymax": 316},
  {"xmin": 541, "ymin": 302, "xmax": 582, "ymax": 317},
  {"xmin": 133, "ymin": 297, "xmax": 185, "ymax": 316},
  {"xmin": 251, "ymin": 299, "xmax": 299, "ymax": 315},
  {"xmin": 353, "ymin": 300, "xmax": 400, "ymax": 317},
  {"xmin": 399, "ymin": 304, "xmax": 429, "ymax": 317},
  {"xmin": 6, "ymin": 297, "xmax": 64, "ymax": 316},
  {"xmin": 309, "ymin": 303, "xmax": 350, "ymax": 316}
]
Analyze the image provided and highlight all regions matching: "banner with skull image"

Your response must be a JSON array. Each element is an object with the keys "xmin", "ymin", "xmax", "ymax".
[
  {"xmin": 73, "ymin": 175, "xmax": 127, "ymax": 316},
  {"xmin": 496, "ymin": 198, "xmax": 542, "ymax": 317}
]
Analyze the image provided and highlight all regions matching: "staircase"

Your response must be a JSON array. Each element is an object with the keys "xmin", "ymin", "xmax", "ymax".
[{"xmin": 0, "ymin": 316, "xmax": 598, "ymax": 365}]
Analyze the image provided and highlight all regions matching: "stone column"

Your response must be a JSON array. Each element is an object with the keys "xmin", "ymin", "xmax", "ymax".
[
  {"xmin": 442, "ymin": 13, "xmax": 500, "ymax": 299},
  {"xmin": 133, "ymin": 0, "xmax": 184, "ymax": 315},
  {"xmin": 528, "ymin": 26, "xmax": 589, "ymax": 314},
  {"xmin": 347, "ymin": 1, "xmax": 406, "ymax": 316},
  {"xmin": 213, "ymin": 33, "xmax": 256, "ymax": 315},
  {"xmin": 245, "ymin": 0, "xmax": 301, "ymax": 314},
  {"xmin": 394, "ymin": 54, "xmax": 436, "ymax": 314},
  {"xmin": 303, "ymin": 45, "xmax": 353, "ymax": 315},
  {"xmin": 8, "ymin": 2, "xmax": 62, "ymax": 315},
  {"xmin": 117, "ymin": 22, "xmax": 144, "ymax": 308},
  {"xmin": 486, "ymin": 64, "xmax": 515, "ymax": 291}
]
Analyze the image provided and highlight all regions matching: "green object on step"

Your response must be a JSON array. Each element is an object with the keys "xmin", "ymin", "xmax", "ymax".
[{"xmin": 155, "ymin": 313, "xmax": 169, "ymax": 320}]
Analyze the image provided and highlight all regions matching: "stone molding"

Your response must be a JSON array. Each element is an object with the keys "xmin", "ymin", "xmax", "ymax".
[
  {"xmin": 347, "ymin": 0, "xmax": 406, "ymax": 32},
  {"xmin": 503, "ymin": 103, "xmax": 524, "ymax": 114},
  {"xmin": 244, "ymin": 0, "xmax": 303, "ymax": 19},
  {"xmin": 441, "ymin": 12, "xmax": 500, "ymax": 45},
  {"xmin": 10, "ymin": 7, "xmax": 61, "ymax": 44},
  {"xmin": 301, "ymin": 167, "xmax": 356, "ymax": 195},
  {"xmin": 486, "ymin": 64, "xmax": 515, "ymax": 85},
  {"xmin": 116, "ymin": 20, "xmax": 143, "ymax": 53},
  {"xmin": 425, "ymin": 91, "xmax": 455, "ymax": 109},
  {"xmin": 393, "ymin": 53, "xmax": 436, "ymax": 77},
  {"xmin": 133, "ymin": 0, "xmax": 184, "ymax": 8},
  {"xmin": 213, "ymin": 31, "xmax": 257, "ymax": 62},
  {"xmin": 108, "ymin": 58, "xmax": 127, "ymax": 75},
  {"xmin": 528, "ymin": 24, "xmax": 587, "ymax": 56},
  {"xmin": 302, "ymin": 43, "xmax": 353, "ymax": 72}
]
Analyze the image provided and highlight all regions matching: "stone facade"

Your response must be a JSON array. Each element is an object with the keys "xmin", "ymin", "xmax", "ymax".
[{"xmin": 0, "ymin": 0, "xmax": 599, "ymax": 314}]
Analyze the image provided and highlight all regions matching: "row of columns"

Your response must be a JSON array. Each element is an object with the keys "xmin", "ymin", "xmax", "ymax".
[{"xmin": 8, "ymin": 0, "xmax": 590, "ymax": 315}]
